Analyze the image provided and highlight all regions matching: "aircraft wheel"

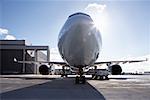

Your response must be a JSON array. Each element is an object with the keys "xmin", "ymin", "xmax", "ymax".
[
  {"xmin": 105, "ymin": 76, "xmax": 109, "ymax": 80},
  {"xmin": 65, "ymin": 74, "xmax": 68, "ymax": 77},
  {"xmin": 75, "ymin": 76, "xmax": 79, "ymax": 84},
  {"xmin": 94, "ymin": 75, "xmax": 98, "ymax": 80},
  {"xmin": 61, "ymin": 74, "xmax": 64, "ymax": 77},
  {"xmin": 81, "ymin": 76, "xmax": 86, "ymax": 84},
  {"xmin": 75, "ymin": 76, "xmax": 86, "ymax": 84},
  {"xmin": 99, "ymin": 76, "xmax": 103, "ymax": 80},
  {"xmin": 92, "ymin": 74, "xmax": 95, "ymax": 79}
]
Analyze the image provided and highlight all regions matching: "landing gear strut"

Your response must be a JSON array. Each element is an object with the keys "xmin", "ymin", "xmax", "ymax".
[
  {"xmin": 61, "ymin": 66, "xmax": 68, "ymax": 77},
  {"xmin": 75, "ymin": 68, "xmax": 86, "ymax": 84}
]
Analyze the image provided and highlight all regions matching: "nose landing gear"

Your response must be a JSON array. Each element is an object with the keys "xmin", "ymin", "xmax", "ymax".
[
  {"xmin": 75, "ymin": 68, "xmax": 86, "ymax": 84},
  {"xmin": 75, "ymin": 75, "xmax": 85, "ymax": 84}
]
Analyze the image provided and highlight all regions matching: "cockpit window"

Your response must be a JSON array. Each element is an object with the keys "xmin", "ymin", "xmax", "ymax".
[{"xmin": 69, "ymin": 12, "xmax": 90, "ymax": 18}]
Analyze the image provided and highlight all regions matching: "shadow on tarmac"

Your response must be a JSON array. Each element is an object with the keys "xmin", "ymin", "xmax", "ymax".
[{"xmin": 0, "ymin": 78, "xmax": 106, "ymax": 100}]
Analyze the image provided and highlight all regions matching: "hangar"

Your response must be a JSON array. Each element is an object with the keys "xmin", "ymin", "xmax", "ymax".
[{"xmin": 0, "ymin": 40, "xmax": 49, "ymax": 75}]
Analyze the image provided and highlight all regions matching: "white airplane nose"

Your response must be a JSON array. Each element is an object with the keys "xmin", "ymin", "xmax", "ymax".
[{"xmin": 58, "ymin": 12, "xmax": 102, "ymax": 67}]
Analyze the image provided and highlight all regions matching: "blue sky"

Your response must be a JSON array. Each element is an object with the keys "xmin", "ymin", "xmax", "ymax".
[{"xmin": 1, "ymin": 0, "xmax": 150, "ymax": 59}]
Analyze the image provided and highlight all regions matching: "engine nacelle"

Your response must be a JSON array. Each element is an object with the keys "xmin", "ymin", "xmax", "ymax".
[
  {"xmin": 39, "ymin": 65, "xmax": 49, "ymax": 75},
  {"xmin": 109, "ymin": 65, "xmax": 122, "ymax": 75}
]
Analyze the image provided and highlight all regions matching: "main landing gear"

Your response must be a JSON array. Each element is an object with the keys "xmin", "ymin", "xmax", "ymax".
[
  {"xmin": 61, "ymin": 66, "xmax": 68, "ymax": 77},
  {"xmin": 75, "ymin": 68, "xmax": 86, "ymax": 84}
]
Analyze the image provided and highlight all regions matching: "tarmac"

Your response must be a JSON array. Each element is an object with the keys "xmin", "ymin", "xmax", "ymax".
[{"xmin": 0, "ymin": 75, "xmax": 150, "ymax": 100}]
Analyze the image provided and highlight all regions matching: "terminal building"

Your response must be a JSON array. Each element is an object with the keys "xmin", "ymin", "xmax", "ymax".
[{"xmin": 0, "ymin": 40, "xmax": 49, "ymax": 75}]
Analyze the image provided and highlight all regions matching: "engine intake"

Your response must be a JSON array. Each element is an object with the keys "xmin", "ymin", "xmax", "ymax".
[
  {"xmin": 110, "ymin": 65, "xmax": 122, "ymax": 75},
  {"xmin": 39, "ymin": 65, "xmax": 49, "ymax": 75}
]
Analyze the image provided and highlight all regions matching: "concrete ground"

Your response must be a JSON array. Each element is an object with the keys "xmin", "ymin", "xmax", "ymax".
[{"xmin": 0, "ymin": 75, "xmax": 150, "ymax": 100}]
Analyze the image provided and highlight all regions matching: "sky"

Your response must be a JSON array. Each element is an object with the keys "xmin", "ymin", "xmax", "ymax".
[{"xmin": 0, "ymin": 0, "xmax": 150, "ymax": 61}]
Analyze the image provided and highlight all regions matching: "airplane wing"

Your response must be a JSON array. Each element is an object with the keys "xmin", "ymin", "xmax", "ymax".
[
  {"xmin": 94, "ymin": 58, "xmax": 148, "ymax": 65},
  {"xmin": 14, "ymin": 58, "xmax": 67, "ymax": 66},
  {"xmin": 14, "ymin": 58, "xmax": 148, "ymax": 66}
]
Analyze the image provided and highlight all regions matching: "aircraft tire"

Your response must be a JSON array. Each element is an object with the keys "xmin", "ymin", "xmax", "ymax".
[
  {"xmin": 75, "ymin": 76, "xmax": 79, "ymax": 84},
  {"xmin": 105, "ymin": 76, "xmax": 109, "ymax": 80},
  {"xmin": 81, "ymin": 76, "xmax": 86, "ymax": 84},
  {"xmin": 94, "ymin": 75, "xmax": 98, "ymax": 80},
  {"xmin": 99, "ymin": 76, "xmax": 103, "ymax": 80},
  {"xmin": 65, "ymin": 74, "xmax": 68, "ymax": 77},
  {"xmin": 92, "ymin": 74, "xmax": 95, "ymax": 79}
]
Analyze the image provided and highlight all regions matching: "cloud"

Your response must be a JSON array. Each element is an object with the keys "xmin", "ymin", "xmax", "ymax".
[
  {"xmin": 85, "ymin": 3, "xmax": 106, "ymax": 13},
  {"xmin": 0, "ymin": 28, "xmax": 9, "ymax": 35},
  {"xmin": 0, "ymin": 27, "xmax": 17, "ymax": 40},
  {"xmin": 84, "ymin": 3, "xmax": 109, "ymax": 33},
  {"xmin": 4, "ymin": 34, "xmax": 16, "ymax": 40}
]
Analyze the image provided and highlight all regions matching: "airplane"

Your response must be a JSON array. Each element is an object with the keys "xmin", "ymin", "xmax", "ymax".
[{"xmin": 14, "ymin": 12, "xmax": 148, "ymax": 84}]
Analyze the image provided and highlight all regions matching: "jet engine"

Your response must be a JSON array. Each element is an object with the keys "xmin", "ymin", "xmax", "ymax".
[
  {"xmin": 39, "ymin": 65, "xmax": 49, "ymax": 75},
  {"xmin": 109, "ymin": 65, "xmax": 122, "ymax": 75}
]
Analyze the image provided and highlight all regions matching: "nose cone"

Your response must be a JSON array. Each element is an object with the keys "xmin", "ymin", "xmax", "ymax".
[
  {"xmin": 58, "ymin": 12, "xmax": 95, "ymax": 41},
  {"xmin": 59, "ymin": 13, "xmax": 93, "ymax": 34}
]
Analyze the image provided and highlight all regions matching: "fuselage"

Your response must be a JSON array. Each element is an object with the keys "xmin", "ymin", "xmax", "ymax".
[{"xmin": 58, "ymin": 13, "xmax": 102, "ymax": 69}]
